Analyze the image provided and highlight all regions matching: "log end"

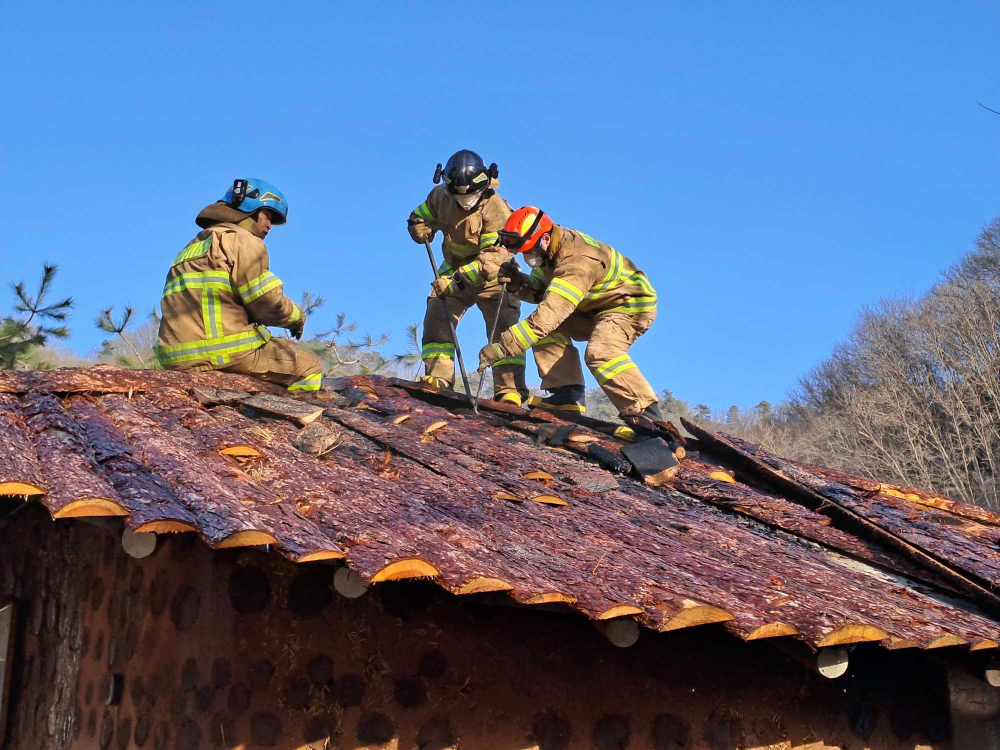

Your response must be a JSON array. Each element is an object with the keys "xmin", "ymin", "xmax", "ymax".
[
  {"xmin": 122, "ymin": 528, "xmax": 157, "ymax": 559},
  {"xmin": 52, "ymin": 498, "xmax": 129, "ymax": 518},
  {"xmin": 334, "ymin": 567, "xmax": 370, "ymax": 598},
  {"xmin": 214, "ymin": 530, "xmax": 279, "ymax": 549},
  {"xmin": 596, "ymin": 605, "xmax": 644, "ymax": 620},
  {"xmin": 522, "ymin": 470, "xmax": 555, "ymax": 481},
  {"xmin": 817, "ymin": 624, "xmax": 889, "ymax": 647},
  {"xmin": 660, "ymin": 602, "xmax": 735, "ymax": 632},
  {"xmin": 132, "ymin": 520, "xmax": 197, "ymax": 534},
  {"xmin": 746, "ymin": 622, "xmax": 799, "ymax": 640},
  {"xmin": 296, "ymin": 549, "xmax": 346, "ymax": 563},
  {"xmin": 370, "ymin": 558, "xmax": 440, "ymax": 582},
  {"xmin": 422, "ymin": 420, "xmax": 449, "ymax": 435},
  {"xmin": 219, "ymin": 445, "xmax": 263, "ymax": 458},
  {"xmin": 924, "ymin": 633, "xmax": 969, "ymax": 650},
  {"xmin": 0, "ymin": 481, "xmax": 45, "ymax": 497},
  {"xmin": 817, "ymin": 647, "xmax": 850, "ymax": 679},
  {"xmin": 530, "ymin": 494, "xmax": 568, "ymax": 506},
  {"xmin": 455, "ymin": 577, "xmax": 514, "ymax": 595},
  {"xmin": 885, "ymin": 637, "xmax": 922, "ymax": 650},
  {"xmin": 598, "ymin": 618, "xmax": 641, "ymax": 648},
  {"xmin": 971, "ymin": 640, "xmax": 999, "ymax": 652},
  {"xmin": 493, "ymin": 490, "xmax": 522, "ymax": 502},
  {"xmin": 708, "ymin": 471, "xmax": 735, "ymax": 484},
  {"xmin": 522, "ymin": 592, "xmax": 577, "ymax": 605}
]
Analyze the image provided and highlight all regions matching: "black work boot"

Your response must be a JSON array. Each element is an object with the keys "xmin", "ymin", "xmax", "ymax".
[
  {"xmin": 527, "ymin": 384, "xmax": 587, "ymax": 414},
  {"xmin": 621, "ymin": 403, "xmax": 686, "ymax": 456}
]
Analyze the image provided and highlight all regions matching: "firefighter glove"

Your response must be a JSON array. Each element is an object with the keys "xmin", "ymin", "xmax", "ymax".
[
  {"xmin": 411, "ymin": 223, "xmax": 435, "ymax": 244},
  {"xmin": 430, "ymin": 277, "xmax": 456, "ymax": 298},
  {"xmin": 497, "ymin": 260, "xmax": 523, "ymax": 293},
  {"xmin": 289, "ymin": 315, "xmax": 306, "ymax": 340},
  {"xmin": 478, "ymin": 343, "xmax": 506, "ymax": 371}
]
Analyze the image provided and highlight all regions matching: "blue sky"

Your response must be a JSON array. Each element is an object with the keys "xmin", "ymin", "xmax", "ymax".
[{"xmin": 2, "ymin": 1, "xmax": 998, "ymax": 409}]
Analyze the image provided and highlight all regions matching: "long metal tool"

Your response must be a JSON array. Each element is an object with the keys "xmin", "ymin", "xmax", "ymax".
[
  {"xmin": 423, "ymin": 241, "xmax": 478, "ymax": 414},
  {"xmin": 475, "ymin": 282, "xmax": 508, "ymax": 404}
]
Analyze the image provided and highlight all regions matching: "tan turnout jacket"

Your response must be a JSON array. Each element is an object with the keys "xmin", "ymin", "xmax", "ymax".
[
  {"xmin": 499, "ymin": 225, "xmax": 657, "ymax": 356},
  {"xmin": 154, "ymin": 222, "xmax": 302, "ymax": 370},
  {"xmin": 408, "ymin": 184, "xmax": 513, "ymax": 293}
]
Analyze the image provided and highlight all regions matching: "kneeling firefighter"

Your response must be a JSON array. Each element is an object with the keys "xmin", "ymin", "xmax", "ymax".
[
  {"xmin": 479, "ymin": 206, "xmax": 665, "ymax": 430},
  {"xmin": 407, "ymin": 150, "xmax": 528, "ymax": 405},
  {"xmin": 154, "ymin": 178, "xmax": 323, "ymax": 393}
]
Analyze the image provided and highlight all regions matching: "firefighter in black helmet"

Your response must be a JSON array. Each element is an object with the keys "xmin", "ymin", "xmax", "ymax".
[{"xmin": 407, "ymin": 150, "xmax": 528, "ymax": 405}]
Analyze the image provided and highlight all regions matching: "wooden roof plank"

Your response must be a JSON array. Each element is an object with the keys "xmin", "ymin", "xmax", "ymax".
[
  {"xmin": 0, "ymin": 394, "xmax": 46, "ymax": 496},
  {"xmin": 21, "ymin": 393, "xmax": 126, "ymax": 518}
]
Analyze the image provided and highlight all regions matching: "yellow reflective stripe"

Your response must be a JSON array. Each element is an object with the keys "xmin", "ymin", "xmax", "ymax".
[
  {"xmin": 594, "ymin": 355, "xmax": 637, "ymax": 385},
  {"xmin": 172, "ymin": 237, "xmax": 212, "ymax": 266},
  {"xmin": 154, "ymin": 328, "xmax": 270, "ymax": 365},
  {"xmin": 586, "ymin": 248, "xmax": 623, "ymax": 300},
  {"xmin": 414, "ymin": 201, "xmax": 437, "ymax": 222},
  {"xmin": 597, "ymin": 361, "xmax": 637, "ymax": 384},
  {"xmin": 422, "ymin": 343, "xmax": 455, "ymax": 353},
  {"xmin": 162, "ymin": 272, "xmax": 232, "ymax": 298},
  {"xmin": 421, "ymin": 342, "xmax": 455, "ymax": 361},
  {"xmin": 288, "ymin": 373, "xmax": 322, "ymax": 392},
  {"xmin": 527, "ymin": 396, "xmax": 587, "ymax": 413},
  {"xmin": 626, "ymin": 270, "xmax": 656, "ymax": 295},
  {"xmin": 201, "ymin": 288, "xmax": 223, "ymax": 339},
  {"xmin": 492, "ymin": 355, "xmax": 526, "ymax": 367},
  {"xmin": 576, "ymin": 231, "xmax": 603, "ymax": 249},
  {"xmin": 287, "ymin": 304, "xmax": 302, "ymax": 324},
  {"xmin": 510, "ymin": 321, "xmax": 539, "ymax": 350},
  {"xmin": 594, "ymin": 355, "xmax": 631, "ymax": 378},
  {"xmin": 444, "ymin": 241, "xmax": 480, "ymax": 258},
  {"xmin": 458, "ymin": 260, "xmax": 482, "ymax": 285},
  {"xmin": 534, "ymin": 333, "xmax": 571, "ymax": 347},
  {"xmin": 238, "ymin": 272, "xmax": 282, "ymax": 304},
  {"xmin": 606, "ymin": 297, "xmax": 658, "ymax": 313},
  {"xmin": 479, "ymin": 232, "xmax": 499, "ymax": 249},
  {"xmin": 437, "ymin": 261, "xmax": 453, "ymax": 276},
  {"xmin": 549, "ymin": 278, "xmax": 584, "ymax": 306}
]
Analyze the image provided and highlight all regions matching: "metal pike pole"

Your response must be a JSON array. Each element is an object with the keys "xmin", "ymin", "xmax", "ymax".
[
  {"xmin": 423, "ymin": 240, "xmax": 478, "ymax": 415},
  {"xmin": 475, "ymin": 282, "xmax": 508, "ymax": 404}
]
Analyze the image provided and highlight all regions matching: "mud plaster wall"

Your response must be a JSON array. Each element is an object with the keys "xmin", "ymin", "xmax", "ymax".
[{"xmin": 0, "ymin": 504, "xmax": 962, "ymax": 750}]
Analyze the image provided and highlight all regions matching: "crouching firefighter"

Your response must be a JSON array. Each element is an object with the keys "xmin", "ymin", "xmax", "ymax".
[
  {"xmin": 480, "ymin": 206, "xmax": 665, "ymax": 430},
  {"xmin": 154, "ymin": 178, "xmax": 323, "ymax": 393},
  {"xmin": 408, "ymin": 150, "xmax": 528, "ymax": 406}
]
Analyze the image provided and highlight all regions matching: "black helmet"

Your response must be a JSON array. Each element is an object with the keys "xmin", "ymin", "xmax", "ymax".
[{"xmin": 434, "ymin": 149, "xmax": 499, "ymax": 196}]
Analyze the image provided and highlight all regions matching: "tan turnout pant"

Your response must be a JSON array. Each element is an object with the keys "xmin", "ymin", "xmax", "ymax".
[
  {"xmin": 221, "ymin": 337, "xmax": 324, "ymax": 392},
  {"xmin": 533, "ymin": 310, "xmax": 658, "ymax": 416},
  {"xmin": 422, "ymin": 284, "xmax": 528, "ymax": 399}
]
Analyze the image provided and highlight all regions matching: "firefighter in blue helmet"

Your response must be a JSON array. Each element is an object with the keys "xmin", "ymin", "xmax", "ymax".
[{"xmin": 154, "ymin": 178, "xmax": 324, "ymax": 392}]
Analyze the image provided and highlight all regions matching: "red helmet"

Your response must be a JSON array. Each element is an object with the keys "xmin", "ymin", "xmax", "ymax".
[{"xmin": 498, "ymin": 206, "xmax": 553, "ymax": 254}]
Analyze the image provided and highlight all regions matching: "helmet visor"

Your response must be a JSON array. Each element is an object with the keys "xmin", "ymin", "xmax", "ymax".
[
  {"xmin": 497, "ymin": 230, "xmax": 526, "ymax": 250},
  {"xmin": 498, "ymin": 209, "xmax": 546, "ymax": 253}
]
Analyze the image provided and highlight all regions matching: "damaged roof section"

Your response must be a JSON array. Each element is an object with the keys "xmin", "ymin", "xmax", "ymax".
[{"xmin": 2, "ymin": 365, "xmax": 1000, "ymax": 654}]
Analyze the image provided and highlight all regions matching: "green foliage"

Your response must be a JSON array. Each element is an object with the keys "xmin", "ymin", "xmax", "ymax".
[
  {"xmin": 0, "ymin": 264, "xmax": 73, "ymax": 370},
  {"xmin": 94, "ymin": 305, "xmax": 153, "ymax": 370}
]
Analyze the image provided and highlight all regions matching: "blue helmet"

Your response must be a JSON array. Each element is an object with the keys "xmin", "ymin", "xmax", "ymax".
[{"xmin": 222, "ymin": 178, "xmax": 288, "ymax": 224}]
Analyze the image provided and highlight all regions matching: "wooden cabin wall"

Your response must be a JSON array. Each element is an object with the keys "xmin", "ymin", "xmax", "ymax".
[{"xmin": 0, "ymin": 503, "xmax": 985, "ymax": 750}]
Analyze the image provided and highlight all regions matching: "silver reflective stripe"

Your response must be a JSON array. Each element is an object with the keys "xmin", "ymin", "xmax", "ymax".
[
  {"xmin": 207, "ymin": 290, "xmax": 220, "ymax": 339},
  {"xmin": 241, "ymin": 273, "xmax": 279, "ymax": 301}
]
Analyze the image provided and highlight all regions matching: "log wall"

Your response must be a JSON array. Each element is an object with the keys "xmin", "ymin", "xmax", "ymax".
[{"xmin": 0, "ymin": 504, "xmax": 990, "ymax": 750}]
